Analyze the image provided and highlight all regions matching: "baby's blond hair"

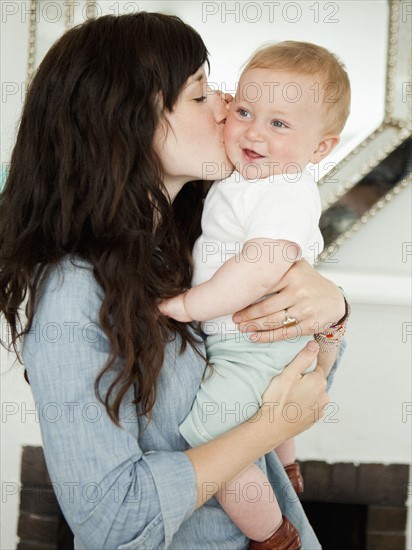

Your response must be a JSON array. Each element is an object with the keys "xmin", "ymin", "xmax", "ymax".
[{"xmin": 243, "ymin": 41, "xmax": 351, "ymax": 135}]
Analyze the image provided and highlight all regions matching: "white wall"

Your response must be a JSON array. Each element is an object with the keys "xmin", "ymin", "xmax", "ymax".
[
  {"xmin": 1, "ymin": 1, "xmax": 410, "ymax": 549},
  {"xmin": 298, "ymin": 185, "xmax": 412, "ymax": 549}
]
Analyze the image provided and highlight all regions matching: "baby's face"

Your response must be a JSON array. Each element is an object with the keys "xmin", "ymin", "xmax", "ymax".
[{"xmin": 224, "ymin": 68, "xmax": 330, "ymax": 180}]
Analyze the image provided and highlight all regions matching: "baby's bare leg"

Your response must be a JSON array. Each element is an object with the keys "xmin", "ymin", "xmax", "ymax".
[
  {"xmin": 274, "ymin": 437, "xmax": 296, "ymax": 467},
  {"xmin": 215, "ymin": 463, "xmax": 282, "ymax": 541}
]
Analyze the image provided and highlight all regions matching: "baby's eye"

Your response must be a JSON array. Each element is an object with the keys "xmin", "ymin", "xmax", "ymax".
[
  {"xmin": 271, "ymin": 120, "xmax": 286, "ymax": 128},
  {"xmin": 238, "ymin": 109, "xmax": 251, "ymax": 118},
  {"xmin": 194, "ymin": 96, "xmax": 207, "ymax": 103}
]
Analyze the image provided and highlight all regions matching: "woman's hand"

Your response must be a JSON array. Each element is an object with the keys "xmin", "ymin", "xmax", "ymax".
[
  {"xmin": 259, "ymin": 341, "xmax": 329, "ymax": 443},
  {"xmin": 185, "ymin": 340, "xmax": 328, "ymax": 510},
  {"xmin": 233, "ymin": 259, "xmax": 345, "ymax": 343}
]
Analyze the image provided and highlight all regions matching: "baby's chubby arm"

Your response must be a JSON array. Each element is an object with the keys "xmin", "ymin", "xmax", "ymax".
[{"xmin": 158, "ymin": 238, "xmax": 299, "ymax": 322}]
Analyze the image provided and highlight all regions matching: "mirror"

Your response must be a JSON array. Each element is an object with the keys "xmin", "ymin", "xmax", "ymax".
[
  {"xmin": 30, "ymin": 0, "xmax": 391, "ymax": 165},
  {"xmin": 319, "ymin": 137, "xmax": 411, "ymax": 255},
  {"xmin": 17, "ymin": 0, "xmax": 412, "ymax": 257}
]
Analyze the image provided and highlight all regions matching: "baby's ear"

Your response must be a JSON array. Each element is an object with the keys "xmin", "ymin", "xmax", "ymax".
[{"xmin": 311, "ymin": 136, "xmax": 340, "ymax": 164}]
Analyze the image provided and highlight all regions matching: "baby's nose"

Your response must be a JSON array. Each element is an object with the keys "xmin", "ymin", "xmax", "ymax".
[{"xmin": 245, "ymin": 122, "xmax": 263, "ymax": 141}]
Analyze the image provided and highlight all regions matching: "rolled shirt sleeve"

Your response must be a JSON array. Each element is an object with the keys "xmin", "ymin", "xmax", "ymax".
[
  {"xmin": 141, "ymin": 451, "xmax": 197, "ymax": 548},
  {"xmin": 22, "ymin": 258, "xmax": 197, "ymax": 549}
]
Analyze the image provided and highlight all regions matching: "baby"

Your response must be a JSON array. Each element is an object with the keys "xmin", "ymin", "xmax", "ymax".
[{"xmin": 160, "ymin": 41, "xmax": 350, "ymax": 549}]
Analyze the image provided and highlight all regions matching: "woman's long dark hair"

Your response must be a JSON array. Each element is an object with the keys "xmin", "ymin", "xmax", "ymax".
[{"xmin": 0, "ymin": 12, "xmax": 211, "ymax": 424}]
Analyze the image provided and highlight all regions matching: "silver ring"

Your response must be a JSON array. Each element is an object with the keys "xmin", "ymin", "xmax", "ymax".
[{"xmin": 282, "ymin": 309, "xmax": 298, "ymax": 327}]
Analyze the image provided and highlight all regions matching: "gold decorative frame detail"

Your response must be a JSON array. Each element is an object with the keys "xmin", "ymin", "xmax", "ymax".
[
  {"xmin": 25, "ymin": 0, "xmax": 98, "ymax": 82},
  {"xmin": 318, "ymin": 0, "xmax": 412, "ymax": 261},
  {"xmin": 25, "ymin": 1, "xmax": 411, "ymax": 262}
]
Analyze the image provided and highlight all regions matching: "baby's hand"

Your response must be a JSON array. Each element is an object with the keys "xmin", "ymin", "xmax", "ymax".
[
  {"xmin": 158, "ymin": 292, "xmax": 193, "ymax": 322},
  {"xmin": 216, "ymin": 90, "xmax": 234, "ymax": 110}
]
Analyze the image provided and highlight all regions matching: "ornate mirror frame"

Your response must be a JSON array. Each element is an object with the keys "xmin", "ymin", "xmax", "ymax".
[
  {"xmin": 24, "ymin": 0, "xmax": 411, "ymax": 262},
  {"xmin": 317, "ymin": 0, "xmax": 411, "ymax": 261}
]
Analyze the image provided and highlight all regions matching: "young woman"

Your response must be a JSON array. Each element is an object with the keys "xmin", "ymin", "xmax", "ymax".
[{"xmin": 0, "ymin": 13, "xmax": 346, "ymax": 549}]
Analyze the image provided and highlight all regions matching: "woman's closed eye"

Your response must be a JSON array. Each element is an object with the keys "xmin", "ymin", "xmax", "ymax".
[{"xmin": 193, "ymin": 84, "xmax": 214, "ymax": 103}]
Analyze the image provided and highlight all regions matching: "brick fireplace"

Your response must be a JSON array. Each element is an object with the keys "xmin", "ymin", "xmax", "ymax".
[
  {"xmin": 17, "ymin": 446, "xmax": 409, "ymax": 549},
  {"xmin": 299, "ymin": 460, "xmax": 409, "ymax": 549}
]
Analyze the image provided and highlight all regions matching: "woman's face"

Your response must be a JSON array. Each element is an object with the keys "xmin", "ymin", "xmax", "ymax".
[{"xmin": 154, "ymin": 68, "xmax": 233, "ymax": 201}]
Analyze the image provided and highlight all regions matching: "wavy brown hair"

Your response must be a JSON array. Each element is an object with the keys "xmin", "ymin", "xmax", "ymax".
[{"xmin": 0, "ymin": 12, "xmax": 211, "ymax": 424}]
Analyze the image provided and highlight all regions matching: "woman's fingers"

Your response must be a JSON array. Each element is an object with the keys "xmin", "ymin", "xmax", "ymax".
[
  {"xmin": 260, "ymin": 342, "xmax": 330, "ymax": 440},
  {"xmin": 235, "ymin": 259, "xmax": 346, "ymax": 336},
  {"xmin": 283, "ymin": 340, "xmax": 320, "ymax": 378},
  {"xmin": 233, "ymin": 288, "xmax": 319, "ymax": 337},
  {"xmin": 233, "ymin": 287, "xmax": 311, "ymax": 327},
  {"xmin": 235, "ymin": 310, "xmax": 317, "ymax": 342},
  {"xmin": 233, "ymin": 292, "xmax": 291, "ymax": 324},
  {"xmin": 262, "ymin": 341, "xmax": 320, "ymax": 403}
]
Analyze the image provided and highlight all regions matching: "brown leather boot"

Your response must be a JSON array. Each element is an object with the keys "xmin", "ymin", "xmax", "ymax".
[
  {"xmin": 284, "ymin": 462, "xmax": 304, "ymax": 495},
  {"xmin": 248, "ymin": 515, "xmax": 301, "ymax": 550}
]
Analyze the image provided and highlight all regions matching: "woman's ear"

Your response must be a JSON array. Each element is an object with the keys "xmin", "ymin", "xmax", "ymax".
[{"xmin": 310, "ymin": 135, "xmax": 340, "ymax": 164}]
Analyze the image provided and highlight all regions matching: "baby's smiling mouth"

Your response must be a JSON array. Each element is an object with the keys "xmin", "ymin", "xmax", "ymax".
[{"xmin": 242, "ymin": 148, "xmax": 265, "ymax": 160}]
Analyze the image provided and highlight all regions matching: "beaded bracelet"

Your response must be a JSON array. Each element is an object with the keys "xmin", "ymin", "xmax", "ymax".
[{"xmin": 314, "ymin": 289, "xmax": 351, "ymax": 352}]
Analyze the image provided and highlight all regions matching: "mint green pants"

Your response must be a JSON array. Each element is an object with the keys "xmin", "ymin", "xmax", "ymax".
[{"xmin": 179, "ymin": 332, "xmax": 316, "ymax": 448}]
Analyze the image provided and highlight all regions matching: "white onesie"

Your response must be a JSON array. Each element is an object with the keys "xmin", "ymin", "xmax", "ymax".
[
  {"xmin": 192, "ymin": 169, "xmax": 324, "ymax": 335},
  {"xmin": 179, "ymin": 168, "xmax": 324, "ymax": 448}
]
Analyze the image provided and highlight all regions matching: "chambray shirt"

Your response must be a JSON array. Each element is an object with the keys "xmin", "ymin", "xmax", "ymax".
[{"xmin": 22, "ymin": 256, "xmax": 344, "ymax": 549}]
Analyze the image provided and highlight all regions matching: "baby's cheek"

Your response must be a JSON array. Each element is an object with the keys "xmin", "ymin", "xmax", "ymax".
[
  {"xmin": 284, "ymin": 143, "xmax": 308, "ymax": 170},
  {"xmin": 274, "ymin": 138, "xmax": 294, "ymax": 157},
  {"xmin": 223, "ymin": 121, "xmax": 231, "ymax": 143},
  {"xmin": 223, "ymin": 112, "xmax": 238, "ymax": 138},
  {"xmin": 223, "ymin": 124, "xmax": 237, "ymax": 154}
]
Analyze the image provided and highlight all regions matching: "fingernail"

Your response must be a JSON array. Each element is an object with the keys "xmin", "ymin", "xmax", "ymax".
[
  {"xmin": 308, "ymin": 341, "xmax": 319, "ymax": 351},
  {"xmin": 233, "ymin": 314, "xmax": 241, "ymax": 323},
  {"xmin": 250, "ymin": 333, "xmax": 258, "ymax": 341}
]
